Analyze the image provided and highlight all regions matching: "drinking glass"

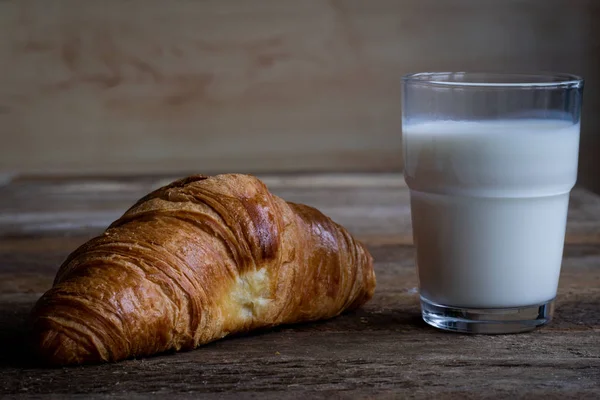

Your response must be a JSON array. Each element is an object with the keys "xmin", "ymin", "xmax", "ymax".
[{"xmin": 402, "ymin": 72, "xmax": 584, "ymax": 333}]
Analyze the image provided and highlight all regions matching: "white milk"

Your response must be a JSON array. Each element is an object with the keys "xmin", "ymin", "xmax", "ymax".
[{"xmin": 403, "ymin": 120, "xmax": 580, "ymax": 308}]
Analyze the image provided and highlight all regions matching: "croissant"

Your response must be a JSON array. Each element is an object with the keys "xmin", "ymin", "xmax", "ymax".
[{"xmin": 30, "ymin": 174, "xmax": 375, "ymax": 365}]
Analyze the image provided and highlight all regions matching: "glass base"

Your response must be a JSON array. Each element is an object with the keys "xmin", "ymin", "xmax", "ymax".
[{"xmin": 420, "ymin": 296, "xmax": 555, "ymax": 334}]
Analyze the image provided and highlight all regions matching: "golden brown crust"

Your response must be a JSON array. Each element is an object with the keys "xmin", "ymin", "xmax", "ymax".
[{"xmin": 30, "ymin": 174, "xmax": 375, "ymax": 365}]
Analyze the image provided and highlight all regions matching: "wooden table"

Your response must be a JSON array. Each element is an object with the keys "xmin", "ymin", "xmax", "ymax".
[{"xmin": 1, "ymin": 173, "xmax": 599, "ymax": 398}]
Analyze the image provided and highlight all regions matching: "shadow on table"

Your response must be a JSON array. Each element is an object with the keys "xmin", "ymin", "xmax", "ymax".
[
  {"xmin": 552, "ymin": 299, "xmax": 600, "ymax": 330},
  {"xmin": 268, "ymin": 307, "xmax": 426, "ymax": 334},
  {"xmin": 0, "ymin": 299, "xmax": 38, "ymax": 368}
]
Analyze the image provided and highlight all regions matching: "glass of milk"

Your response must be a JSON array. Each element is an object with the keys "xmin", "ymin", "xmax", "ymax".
[{"xmin": 402, "ymin": 72, "xmax": 584, "ymax": 334}]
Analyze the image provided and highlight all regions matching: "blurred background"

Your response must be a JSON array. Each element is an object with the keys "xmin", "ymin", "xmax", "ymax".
[{"xmin": 1, "ymin": 0, "xmax": 599, "ymax": 192}]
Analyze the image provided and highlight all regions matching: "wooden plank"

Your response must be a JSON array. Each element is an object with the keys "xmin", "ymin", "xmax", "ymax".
[
  {"xmin": 0, "ymin": 0, "xmax": 599, "ymax": 187},
  {"xmin": 0, "ymin": 242, "xmax": 599, "ymax": 397},
  {"xmin": 0, "ymin": 173, "xmax": 14, "ymax": 187},
  {"xmin": 1, "ymin": 174, "xmax": 599, "ymax": 397}
]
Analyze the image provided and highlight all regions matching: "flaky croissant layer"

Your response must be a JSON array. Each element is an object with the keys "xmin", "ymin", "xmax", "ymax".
[{"xmin": 30, "ymin": 174, "xmax": 376, "ymax": 365}]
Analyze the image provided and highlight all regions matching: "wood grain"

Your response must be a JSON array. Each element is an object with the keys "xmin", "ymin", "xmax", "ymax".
[
  {"xmin": 1, "ymin": 0, "xmax": 599, "ymax": 193},
  {"xmin": 0, "ymin": 173, "xmax": 599, "ymax": 398}
]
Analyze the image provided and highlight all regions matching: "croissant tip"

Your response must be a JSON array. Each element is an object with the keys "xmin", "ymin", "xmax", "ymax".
[{"xmin": 32, "ymin": 320, "xmax": 98, "ymax": 367}]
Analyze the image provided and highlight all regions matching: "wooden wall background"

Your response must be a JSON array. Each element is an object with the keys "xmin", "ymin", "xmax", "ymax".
[{"xmin": 0, "ymin": 0, "xmax": 599, "ymax": 191}]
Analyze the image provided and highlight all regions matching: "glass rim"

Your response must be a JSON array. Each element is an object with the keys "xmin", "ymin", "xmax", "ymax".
[{"xmin": 402, "ymin": 72, "xmax": 583, "ymax": 88}]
